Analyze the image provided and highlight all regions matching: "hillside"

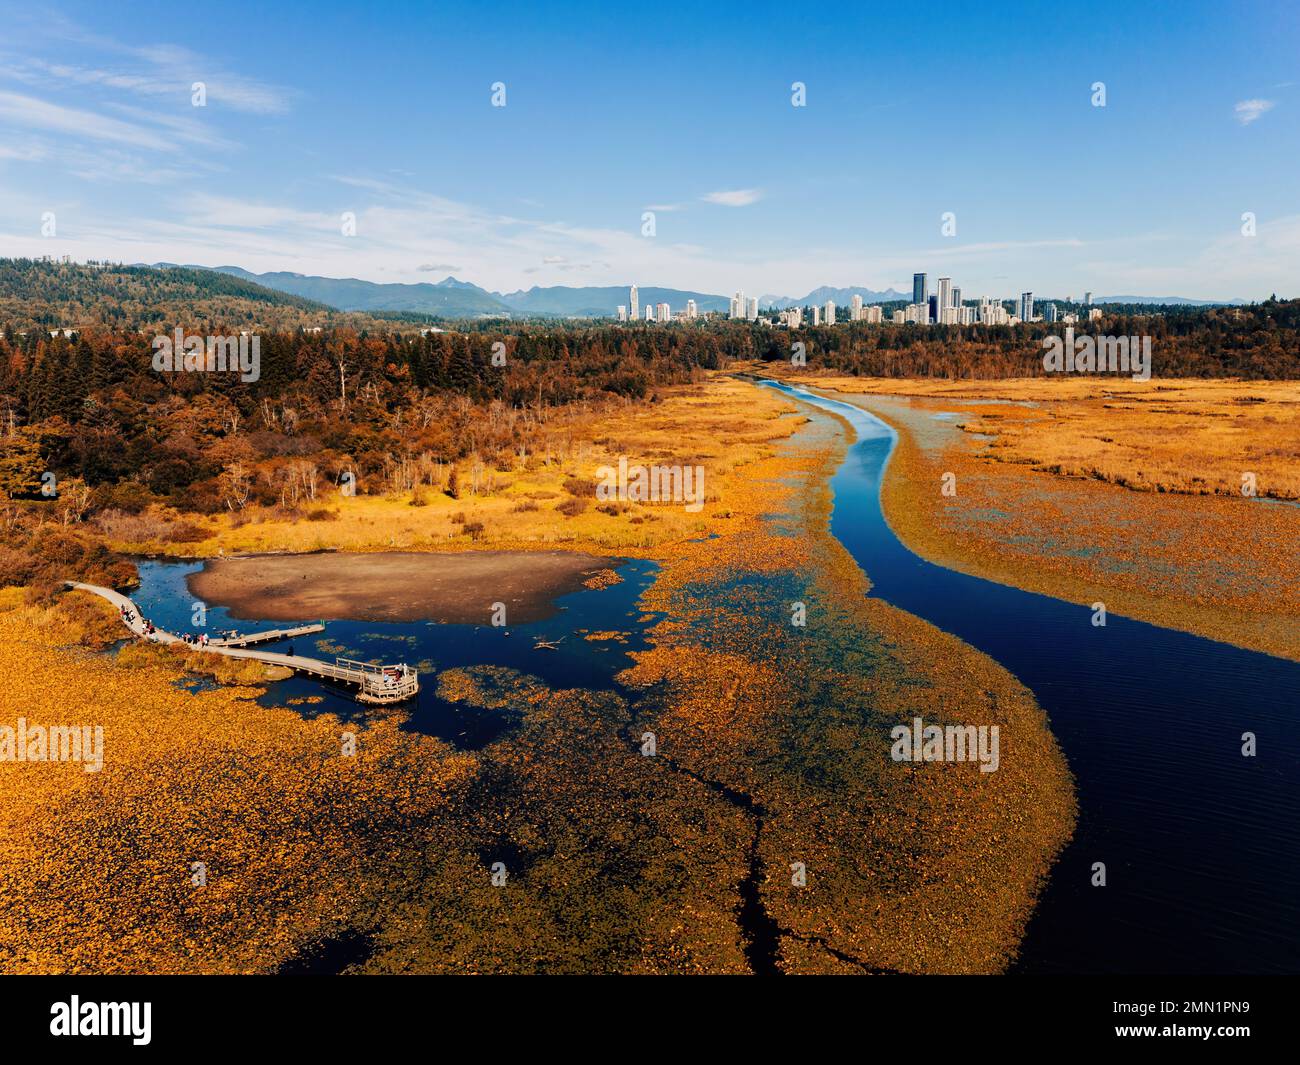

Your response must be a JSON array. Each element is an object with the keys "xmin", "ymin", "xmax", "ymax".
[{"xmin": 0, "ymin": 259, "xmax": 345, "ymax": 332}]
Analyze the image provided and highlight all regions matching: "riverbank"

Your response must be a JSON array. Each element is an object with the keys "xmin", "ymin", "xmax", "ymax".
[{"xmin": 754, "ymin": 371, "xmax": 1299, "ymax": 662}]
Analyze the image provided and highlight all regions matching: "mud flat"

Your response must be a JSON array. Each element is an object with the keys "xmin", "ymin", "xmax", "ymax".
[{"xmin": 188, "ymin": 551, "xmax": 616, "ymax": 624}]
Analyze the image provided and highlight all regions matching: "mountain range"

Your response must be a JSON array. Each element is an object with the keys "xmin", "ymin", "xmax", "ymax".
[
  {"xmin": 203, "ymin": 268, "xmax": 732, "ymax": 319},
  {"xmin": 146, "ymin": 265, "xmax": 1245, "ymax": 318},
  {"xmin": 759, "ymin": 286, "xmax": 912, "ymax": 309}
]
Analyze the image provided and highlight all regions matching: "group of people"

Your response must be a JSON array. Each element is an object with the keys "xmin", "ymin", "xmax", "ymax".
[
  {"xmin": 119, "ymin": 604, "xmax": 154, "ymax": 635},
  {"xmin": 118, "ymin": 603, "xmax": 203, "ymax": 642},
  {"xmin": 378, "ymin": 666, "xmax": 410, "ymax": 690}
]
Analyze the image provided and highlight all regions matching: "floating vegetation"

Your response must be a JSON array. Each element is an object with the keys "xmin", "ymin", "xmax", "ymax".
[{"xmin": 582, "ymin": 568, "xmax": 623, "ymax": 590}]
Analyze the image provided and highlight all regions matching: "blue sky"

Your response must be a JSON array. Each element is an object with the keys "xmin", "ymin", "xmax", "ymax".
[{"xmin": 0, "ymin": 0, "xmax": 1296, "ymax": 300}]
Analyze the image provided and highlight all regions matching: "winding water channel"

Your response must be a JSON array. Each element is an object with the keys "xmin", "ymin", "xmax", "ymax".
[{"xmin": 765, "ymin": 380, "xmax": 1300, "ymax": 974}]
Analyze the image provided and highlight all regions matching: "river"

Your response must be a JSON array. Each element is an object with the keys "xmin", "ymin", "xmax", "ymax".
[{"xmin": 763, "ymin": 379, "xmax": 1300, "ymax": 974}]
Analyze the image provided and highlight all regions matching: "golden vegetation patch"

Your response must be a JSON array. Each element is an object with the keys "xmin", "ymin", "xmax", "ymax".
[
  {"xmin": 581, "ymin": 568, "xmax": 623, "ymax": 590},
  {"xmin": 0, "ymin": 596, "xmax": 477, "ymax": 974},
  {"xmin": 99, "ymin": 378, "xmax": 803, "ymax": 561}
]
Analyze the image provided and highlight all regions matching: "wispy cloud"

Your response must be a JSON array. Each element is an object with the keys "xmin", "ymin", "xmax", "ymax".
[
  {"xmin": 1234, "ymin": 98, "xmax": 1275, "ymax": 125},
  {"xmin": 2, "ymin": 52, "xmax": 294, "ymax": 115},
  {"xmin": 0, "ymin": 90, "xmax": 175, "ymax": 149},
  {"xmin": 702, "ymin": 188, "xmax": 762, "ymax": 207},
  {"xmin": 0, "ymin": 143, "xmax": 47, "ymax": 162}
]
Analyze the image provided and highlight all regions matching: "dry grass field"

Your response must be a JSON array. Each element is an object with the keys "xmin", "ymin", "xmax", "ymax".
[
  {"xmin": 98, "ymin": 378, "xmax": 802, "ymax": 560},
  {"xmin": 784, "ymin": 375, "xmax": 1300, "ymax": 499}
]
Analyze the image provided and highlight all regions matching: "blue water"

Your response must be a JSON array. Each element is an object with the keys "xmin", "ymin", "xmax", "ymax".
[
  {"xmin": 763, "ymin": 380, "xmax": 1300, "ymax": 974},
  {"xmin": 130, "ymin": 557, "xmax": 660, "ymax": 749}
]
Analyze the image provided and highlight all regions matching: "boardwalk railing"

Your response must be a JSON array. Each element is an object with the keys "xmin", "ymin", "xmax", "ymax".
[
  {"xmin": 64, "ymin": 580, "xmax": 419, "ymax": 705},
  {"xmin": 335, "ymin": 658, "xmax": 420, "ymax": 704}
]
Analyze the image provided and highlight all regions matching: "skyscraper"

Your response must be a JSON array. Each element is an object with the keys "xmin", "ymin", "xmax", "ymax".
[
  {"xmin": 952, "ymin": 286, "xmax": 961, "ymax": 309},
  {"xmin": 1020, "ymin": 292, "xmax": 1034, "ymax": 321},
  {"xmin": 629, "ymin": 285, "xmax": 638, "ymax": 322},
  {"xmin": 913, "ymin": 273, "xmax": 927, "ymax": 306},
  {"xmin": 937, "ymin": 277, "xmax": 952, "ymax": 313},
  {"xmin": 851, "ymin": 294, "xmax": 863, "ymax": 321},
  {"xmin": 824, "ymin": 299, "xmax": 836, "ymax": 324},
  {"xmin": 746, "ymin": 296, "xmax": 759, "ymax": 320},
  {"xmin": 1085, "ymin": 291, "xmax": 1093, "ymax": 305},
  {"xmin": 686, "ymin": 299, "xmax": 697, "ymax": 319}
]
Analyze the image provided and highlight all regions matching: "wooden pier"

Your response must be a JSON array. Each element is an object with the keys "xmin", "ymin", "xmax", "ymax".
[{"xmin": 64, "ymin": 581, "xmax": 419, "ymax": 704}]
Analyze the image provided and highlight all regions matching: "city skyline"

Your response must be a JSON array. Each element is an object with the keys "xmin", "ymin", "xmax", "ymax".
[
  {"xmin": 0, "ymin": 1, "xmax": 1296, "ymax": 300},
  {"xmin": 623, "ymin": 277, "xmax": 1149, "ymax": 326}
]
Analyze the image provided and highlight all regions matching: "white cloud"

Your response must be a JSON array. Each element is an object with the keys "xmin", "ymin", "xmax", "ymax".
[
  {"xmin": 702, "ymin": 188, "xmax": 762, "ymax": 207},
  {"xmin": 0, "ymin": 90, "xmax": 173, "ymax": 149},
  {"xmin": 1234, "ymin": 98, "xmax": 1275, "ymax": 125}
]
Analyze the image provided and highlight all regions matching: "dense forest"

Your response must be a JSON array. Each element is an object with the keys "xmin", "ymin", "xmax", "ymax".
[
  {"xmin": 0, "ymin": 258, "xmax": 371, "ymax": 332},
  {"xmin": 757, "ymin": 300, "xmax": 1300, "ymax": 379}
]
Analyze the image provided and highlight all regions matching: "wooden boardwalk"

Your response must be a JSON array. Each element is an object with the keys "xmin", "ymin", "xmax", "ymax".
[
  {"xmin": 213, "ymin": 625, "xmax": 324, "ymax": 648},
  {"xmin": 65, "ymin": 581, "xmax": 419, "ymax": 704}
]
